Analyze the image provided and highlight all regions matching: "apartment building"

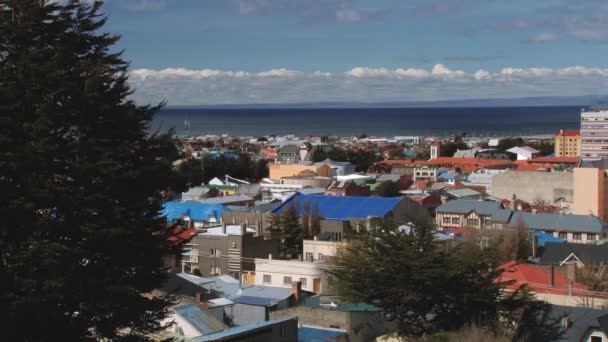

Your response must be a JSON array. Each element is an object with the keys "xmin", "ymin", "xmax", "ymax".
[
  {"xmin": 581, "ymin": 105, "xmax": 608, "ymax": 160},
  {"xmin": 554, "ymin": 129, "xmax": 581, "ymax": 157}
]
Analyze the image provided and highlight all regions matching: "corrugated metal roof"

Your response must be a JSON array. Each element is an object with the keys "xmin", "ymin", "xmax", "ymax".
[
  {"xmin": 272, "ymin": 193, "xmax": 403, "ymax": 220},
  {"xmin": 436, "ymin": 200, "xmax": 502, "ymax": 216},
  {"xmin": 161, "ymin": 202, "xmax": 228, "ymax": 222},
  {"xmin": 510, "ymin": 212, "xmax": 608, "ymax": 233},
  {"xmin": 192, "ymin": 317, "xmax": 297, "ymax": 342},
  {"xmin": 173, "ymin": 304, "xmax": 225, "ymax": 335},
  {"xmin": 230, "ymin": 295, "xmax": 277, "ymax": 306}
]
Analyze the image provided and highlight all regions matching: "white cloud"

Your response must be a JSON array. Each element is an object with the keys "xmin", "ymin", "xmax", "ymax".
[
  {"xmin": 525, "ymin": 32, "xmax": 561, "ymax": 44},
  {"xmin": 128, "ymin": 65, "xmax": 608, "ymax": 105}
]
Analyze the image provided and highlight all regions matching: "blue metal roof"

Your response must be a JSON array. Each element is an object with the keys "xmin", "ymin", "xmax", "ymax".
[
  {"xmin": 192, "ymin": 317, "xmax": 297, "ymax": 342},
  {"xmin": 161, "ymin": 201, "xmax": 228, "ymax": 222},
  {"xmin": 532, "ymin": 230, "xmax": 566, "ymax": 247},
  {"xmin": 173, "ymin": 304, "xmax": 224, "ymax": 335},
  {"xmin": 230, "ymin": 295, "xmax": 277, "ymax": 306},
  {"xmin": 298, "ymin": 326, "xmax": 346, "ymax": 341},
  {"xmin": 272, "ymin": 194, "xmax": 403, "ymax": 220}
]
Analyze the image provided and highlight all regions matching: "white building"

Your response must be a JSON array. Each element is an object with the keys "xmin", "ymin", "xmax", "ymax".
[
  {"xmin": 254, "ymin": 258, "xmax": 330, "ymax": 294},
  {"xmin": 506, "ymin": 146, "xmax": 541, "ymax": 160},
  {"xmin": 581, "ymin": 105, "xmax": 608, "ymax": 160}
]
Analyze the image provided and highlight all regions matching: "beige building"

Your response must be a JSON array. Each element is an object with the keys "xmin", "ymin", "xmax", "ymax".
[
  {"xmin": 268, "ymin": 163, "xmax": 332, "ymax": 181},
  {"xmin": 254, "ymin": 258, "xmax": 330, "ymax": 294},
  {"xmin": 572, "ymin": 167, "xmax": 608, "ymax": 221},
  {"xmin": 554, "ymin": 129, "xmax": 581, "ymax": 157}
]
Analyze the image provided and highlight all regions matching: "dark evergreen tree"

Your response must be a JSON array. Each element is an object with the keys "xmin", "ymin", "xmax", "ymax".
[
  {"xmin": 375, "ymin": 180, "xmax": 400, "ymax": 197},
  {"xmin": 279, "ymin": 201, "xmax": 303, "ymax": 258},
  {"xmin": 331, "ymin": 218, "xmax": 535, "ymax": 337},
  {"xmin": 310, "ymin": 201, "xmax": 321, "ymax": 237},
  {"xmin": 0, "ymin": 1, "xmax": 182, "ymax": 340}
]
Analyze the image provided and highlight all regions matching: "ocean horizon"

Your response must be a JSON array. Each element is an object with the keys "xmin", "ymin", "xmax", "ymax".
[{"xmin": 151, "ymin": 106, "xmax": 582, "ymax": 137}]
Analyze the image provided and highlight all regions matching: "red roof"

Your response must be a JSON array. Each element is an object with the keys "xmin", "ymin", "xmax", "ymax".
[
  {"xmin": 528, "ymin": 156, "xmax": 579, "ymax": 164},
  {"xmin": 164, "ymin": 226, "xmax": 196, "ymax": 247},
  {"xmin": 556, "ymin": 129, "xmax": 580, "ymax": 137},
  {"xmin": 497, "ymin": 261, "xmax": 597, "ymax": 297},
  {"xmin": 414, "ymin": 157, "xmax": 513, "ymax": 168},
  {"xmin": 515, "ymin": 163, "xmax": 555, "ymax": 172}
]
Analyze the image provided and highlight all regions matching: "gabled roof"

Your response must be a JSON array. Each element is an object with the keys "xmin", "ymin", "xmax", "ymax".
[
  {"xmin": 272, "ymin": 193, "xmax": 404, "ymax": 220},
  {"xmin": 498, "ymin": 261, "xmax": 588, "ymax": 296},
  {"xmin": 436, "ymin": 199, "xmax": 503, "ymax": 216},
  {"xmin": 192, "ymin": 317, "xmax": 297, "ymax": 342},
  {"xmin": 507, "ymin": 146, "xmax": 540, "ymax": 154},
  {"xmin": 510, "ymin": 212, "xmax": 608, "ymax": 233},
  {"xmin": 521, "ymin": 304, "xmax": 608, "ymax": 342},
  {"xmin": 539, "ymin": 242, "xmax": 608, "ymax": 266},
  {"xmin": 161, "ymin": 202, "xmax": 228, "ymax": 222},
  {"xmin": 313, "ymin": 158, "xmax": 353, "ymax": 168}
]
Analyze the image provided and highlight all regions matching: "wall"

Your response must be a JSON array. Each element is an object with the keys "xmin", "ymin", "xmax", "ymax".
[
  {"xmin": 491, "ymin": 171, "xmax": 573, "ymax": 204},
  {"xmin": 573, "ymin": 167, "xmax": 608, "ymax": 221},
  {"xmin": 269, "ymin": 306, "xmax": 388, "ymax": 342},
  {"xmin": 162, "ymin": 312, "xmax": 203, "ymax": 338},
  {"xmin": 196, "ymin": 234, "xmax": 235, "ymax": 277},
  {"xmin": 254, "ymin": 259, "xmax": 330, "ymax": 294},
  {"xmin": 303, "ymin": 240, "xmax": 343, "ymax": 261},
  {"xmin": 269, "ymin": 164, "xmax": 317, "ymax": 181},
  {"xmin": 222, "ymin": 211, "xmax": 271, "ymax": 236},
  {"xmin": 232, "ymin": 303, "xmax": 267, "ymax": 326},
  {"xmin": 281, "ymin": 176, "xmax": 333, "ymax": 188}
]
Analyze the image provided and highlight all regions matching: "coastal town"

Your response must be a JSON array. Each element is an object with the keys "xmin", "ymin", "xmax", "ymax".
[
  {"xmin": 8, "ymin": 1, "xmax": 608, "ymax": 341},
  {"xmin": 149, "ymin": 104, "xmax": 608, "ymax": 341}
]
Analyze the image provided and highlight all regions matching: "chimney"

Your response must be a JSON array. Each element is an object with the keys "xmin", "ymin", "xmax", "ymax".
[
  {"xmin": 549, "ymin": 265, "xmax": 555, "ymax": 287},
  {"xmin": 241, "ymin": 223, "xmax": 246, "ymax": 235},
  {"xmin": 222, "ymin": 222, "xmax": 227, "ymax": 234},
  {"xmin": 291, "ymin": 281, "xmax": 302, "ymax": 305},
  {"xmin": 440, "ymin": 195, "xmax": 448, "ymax": 204},
  {"xmin": 195, "ymin": 291, "xmax": 202, "ymax": 303},
  {"xmin": 313, "ymin": 236, "xmax": 318, "ymax": 241},
  {"xmin": 510, "ymin": 194, "xmax": 517, "ymax": 212},
  {"xmin": 268, "ymin": 253, "xmax": 272, "ymax": 260}
]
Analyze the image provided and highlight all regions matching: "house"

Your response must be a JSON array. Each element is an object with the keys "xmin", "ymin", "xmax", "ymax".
[
  {"xmin": 507, "ymin": 146, "xmax": 541, "ymax": 160},
  {"xmin": 270, "ymin": 302, "xmax": 390, "ymax": 342},
  {"xmin": 539, "ymin": 242, "xmax": 608, "ymax": 268},
  {"xmin": 313, "ymin": 158, "xmax": 355, "ymax": 176},
  {"xmin": 498, "ymin": 261, "xmax": 607, "ymax": 308},
  {"xmin": 325, "ymin": 180, "xmax": 371, "ymax": 197},
  {"xmin": 272, "ymin": 193, "xmax": 429, "ymax": 234},
  {"xmin": 189, "ymin": 224, "xmax": 280, "ymax": 278},
  {"xmin": 435, "ymin": 199, "xmax": 608, "ymax": 243},
  {"xmin": 277, "ymin": 144, "xmax": 301, "ymax": 164},
  {"xmin": 413, "ymin": 165, "xmax": 440, "ymax": 181},
  {"xmin": 254, "ymin": 258, "xmax": 331, "ymax": 294},
  {"xmin": 192, "ymin": 316, "xmax": 298, "ymax": 342},
  {"xmin": 519, "ymin": 304, "xmax": 608, "ymax": 342},
  {"xmin": 163, "ymin": 304, "xmax": 227, "ymax": 338},
  {"xmin": 444, "ymin": 188, "xmax": 483, "ymax": 200},
  {"xmin": 435, "ymin": 200, "xmax": 512, "ymax": 230},
  {"xmin": 162, "ymin": 202, "xmax": 228, "ymax": 229}
]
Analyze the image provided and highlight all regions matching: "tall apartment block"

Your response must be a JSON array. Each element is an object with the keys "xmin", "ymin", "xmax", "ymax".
[{"xmin": 581, "ymin": 104, "xmax": 608, "ymax": 160}]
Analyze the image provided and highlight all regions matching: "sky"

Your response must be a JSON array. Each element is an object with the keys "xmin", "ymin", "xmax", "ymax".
[{"xmin": 95, "ymin": 0, "xmax": 608, "ymax": 105}]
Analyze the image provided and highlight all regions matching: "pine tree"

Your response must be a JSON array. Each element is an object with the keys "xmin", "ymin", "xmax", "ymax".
[{"xmin": 0, "ymin": 1, "xmax": 182, "ymax": 340}]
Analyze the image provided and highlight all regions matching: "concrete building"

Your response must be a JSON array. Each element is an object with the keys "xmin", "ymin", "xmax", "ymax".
[
  {"xmin": 277, "ymin": 144, "xmax": 301, "ymax": 164},
  {"xmin": 581, "ymin": 104, "xmax": 608, "ymax": 160},
  {"xmin": 302, "ymin": 239, "xmax": 342, "ymax": 262},
  {"xmin": 572, "ymin": 167, "xmax": 608, "ymax": 221},
  {"xmin": 554, "ymin": 129, "xmax": 581, "ymax": 157},
  {"xmin": 268, "ymin": 163, "xmax": 332, "ymax": 181},
  {"xmin": 254, "ymin": 258, "xmax": 330, "ymax": 294},
  {"xmin": 191, "ymin": 224, "xmax": 280, "ymax": 278},
  {"xmin": 430, "ymin": 142, "xmax": 440, "ymax": 160},
  {"xmin": 313, "ymin": 158, "xmax": 356, "ymax": 176},
  {"xmin": 491, "ymin": 171, "xmax": 573, "ymax": 205}
]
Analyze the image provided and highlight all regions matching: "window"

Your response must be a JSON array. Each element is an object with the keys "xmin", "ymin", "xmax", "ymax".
[
  {"xmin": 210, "ymin": 266, "xmax": 221, "ymax": 275},
  {"xmin": 591, "ymin": 336, "xmax": 602, "ymax": 342},
  {"xmin": 210, "ymin": 248, "xmax": 220, "ymax": 257},
  {"xmin": 305, "ymin": 252, "xmax": 314, "ymax": 262},
  {"xmin": 559, "ymin": 232, "xmax": 567, "ymax": 240},
  {"xmin": 443, "ymin": 217, "xmax": 451, "ymax": 224},
  {"xmin": 263, "ymin": 274, "xmax": 271, "ymax": 284},
  {"xmin": 283, "ymin": 276, "xmax": 292, "ymax": 285},
  {"xmin": 588, "ymin": 233, "xmax": 597, "ymax": 241},
  {"xmin": 299, "ymin": 277, "xmax": 307, "ymax": 287},
  {"xmin": 466, "ymin": 219, "xmax": 479, "ymax": 227},
  {"xmin": 318, "ymin": 253, "xmax": 324, "ymax": 261},
  {"xmin": 452, "ymin": 217, "xmax": 460, "ymax": 224},
  {"xmin": 573, "ymin": 233, "xmax": 582, "ymax": 241}
]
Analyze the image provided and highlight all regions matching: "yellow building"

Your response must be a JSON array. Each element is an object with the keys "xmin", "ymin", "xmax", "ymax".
[
  {"xmin": 572, "ymin": 167, "xmax": 608, "ymax": 221},
  {"xmin": 554, "ymin": 129, "xmax": 581, "ymax": 157}
]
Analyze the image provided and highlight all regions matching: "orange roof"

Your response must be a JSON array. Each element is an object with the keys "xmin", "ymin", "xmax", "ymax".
[
  {"xmin": 556, "ymin": 129, "xmax": 580, "ymax": 137},
  {"xmin": 516, "ymin": 163, "xmax": 555, "ymax": 172},
  {"xmin": 498, "ymin": 261, "xmax": 597, "ymax": 297},
  {"xmin": 374, "ymin": 159, "xmax": 415, "ymax": 166},
  {"xmin": 414, "ymin": 157, "xmax": 513, "ymax": 168},
  {"xmin": 529, "ymin": 156, "xmax": 578, "ymax": 164},
  {"xmin": 164, "ymin": 226, "xmax": 196, "ymax": 247}
]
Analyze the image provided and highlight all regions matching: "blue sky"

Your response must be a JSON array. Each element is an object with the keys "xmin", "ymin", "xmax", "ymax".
[{"xmin": 97, "ymin": 0, "xmax": 608, "ymax": 105}]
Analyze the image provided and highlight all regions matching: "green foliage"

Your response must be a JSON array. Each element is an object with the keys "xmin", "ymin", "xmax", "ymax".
[
  {"xmin": 0, "ymin": 1, "xmax": 181, "ymax": 340},
  {"xmin": 388, "ymin": 148, "xmax": 405, "ymax": 159},
  {"xmin": 265, "ymin": 202, "xmax": 306, "ymax": 258},
  {"xmin": 331, "ymin": 219, "xmax": 535, "ymax": 337},
  {"xmin": 528, "ymin": 140, "xmax": 554, "ymax": 156},
  {"xmin": 440, "ymin": 140, "xmax": 469, "ymax": 157},
  {"xmin": 309, "ymin": 146, "xmax": 381, "ymax": 172},
  {"xmin": 178, "ymin": 154, "xmax": 269, "ymax": 187},
  {"xmin": 497, "ymin": 137, "xmax": 525, "ymax": 151},
  {"xmin": 375, "ymin": 180, "xmax": 401, "ymax": 197}
]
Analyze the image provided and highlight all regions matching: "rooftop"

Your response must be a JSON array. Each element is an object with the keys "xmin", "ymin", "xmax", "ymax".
[
  {"xmin": 161, "ymin": 202, "xmax": 228, "ymax": 222},
  {"xmin": 272, "ymin": 193, "xmax": 404, "ymax": 220},
  {"xmin": 192, "ymin": 316, "xmax": 297, "ymax": 342}
]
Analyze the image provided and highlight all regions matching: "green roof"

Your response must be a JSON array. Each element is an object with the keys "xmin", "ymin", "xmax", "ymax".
[{"xmin": 337, "ymin": 302, "xmax": 381, "ymax": 312}]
